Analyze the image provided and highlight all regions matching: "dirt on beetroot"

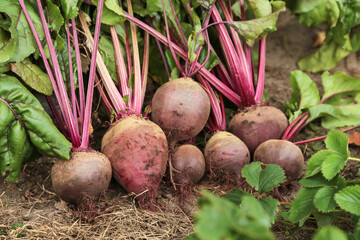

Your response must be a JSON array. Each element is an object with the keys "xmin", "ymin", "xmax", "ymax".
[{"xmin": 1, "ymin": 11, "xmax": 360, "ymax": 239}]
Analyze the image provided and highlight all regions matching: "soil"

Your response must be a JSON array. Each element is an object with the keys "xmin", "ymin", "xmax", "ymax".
[{"xmin": 1, "ymin": 11, "xmax": 360, "ymax": 239}]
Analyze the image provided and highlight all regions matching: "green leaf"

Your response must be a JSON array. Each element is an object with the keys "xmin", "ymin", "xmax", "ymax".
[
  {"xmin": 324, "ymin": 130, "xmax": 349, "ymax": 157},
  {"xmin": 301, "ymin": 173, "xmax": 346, "ymax": 189},
  {"xmin": 240, "ymin": 195, "xmax": 272, "ymax": 228},
  {"xmin": 245, "ymin": 0, "xmax": 272, "ymax": 18},
  {"xmin": 195, "ymin": 191, "xmax": 243, "ymax": 240},
  {"xmin": 322, "ymin": 104, "xmax": 360, "ymax": 129},
  {"xmin": 195, "ymin": 191, "xmax": 274, "ymax": 240},
  {"xmin": 187, "ymin": 9, "xmax": 204, "ymax": 63},
  {"xmin": 285, "ymin": 70, "xmax": 320, "ymax": 122},
  {"xmin": 45, "ymin": 0, "xmax": 64, "ymax": 33},
  {"xmin": 289, "ymin": 188, "xmax": 318, "ymax": 223},
  {"xmin": 198, "ymin": 48, "xmax": 219, "ymax": 71},
  {"xmin": 307, "ymin": 104, "xmax": 339, "ymax": 123},
  {"xmin": 335, "ymin": 185, "xmax": 360, "ymax": 216},
  {"xmin": 313, "ymin": 187, "xmax": 337, "ymax": 212},
  {"xmin": 224, "ymin": 188, "xmax": 250, "ymax": 205},
  {"xmin": 0, "ymin": 28, "xmax": 16, "ymax": 63},
  {"xmin": 99, "ymin": 0, "xmax": 126, "ymax": 25},
  {"xmin": 0, "ymin": 0, "xmax": 45, "ymax": 63},
  {"xmin": 0, "ymin": 75, "xmax": 71, "ymax": 179},
  {"xmin": 321, "ymin": 153, "xmax": 347, "ymax": 180},
  {"xmin": 230, "ymin": 1, "xmax": 286, "ymax": 46},
  {"xmin": 60, "ymin": 0, "xmax": 80, "ymax": 20},
  {"xmin": 10, "ymin": 59, "xmax": 52, "ymax": 95},
  {"xmin": 295, "ymin": 0, "xmax": 339, "ymax": 27},
  {"xmin": 306, "ymin": 150, "xmax": 334, "ymax": 177},
  {"xmin": 0, "ymin": 63, "xmax": 10, "ymax": 73},
  {"xmin": 242, "ymin": 161, "xmax": 262, "ymax": 189},
  {"xmin": 313, "ymin": 226, "xmax": 347, "ymax": 240},
  {"xmin": 258, "ymin": 196, "xmax": 280, "ymax": 224},
  {"xmin": 313, "ymin": 213, "xmax": 334, "ymax": 228},
  {"xmin": 242, "ymin": 162, "xmax": 285, "ymax": 194},
  {"xmin": 321, "ymin": 71, "xmax": 360, "ymax": 102},
  {"xmin": 298, "ymin": 38, "xmax": 352, "ymax": 73}
]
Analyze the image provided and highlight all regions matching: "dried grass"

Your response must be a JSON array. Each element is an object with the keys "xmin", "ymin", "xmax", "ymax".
[{"xmin": 0, "ymin": 158, "xmax": 194, "ymax": 240}]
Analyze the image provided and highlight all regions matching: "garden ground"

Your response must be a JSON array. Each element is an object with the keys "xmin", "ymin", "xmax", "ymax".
[{"xmin": 1, "ymin": 11, "xmax": 360, "ymax": 239}]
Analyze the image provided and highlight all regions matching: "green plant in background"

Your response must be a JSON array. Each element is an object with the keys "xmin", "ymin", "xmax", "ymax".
[
  {"xmin": 0, "ymin": 75, "xmax": 71, "ymax": 182},
  {"xmin": 286, "ymin": 0, "xmax": 360, "ymax": 73},
  {"xmin": 185, "ymin": 162, "xmax": 286, "ymax": 240},
  {"xmin": 285, "ymin": 130, "xmax": 360, "ymax": 239}
]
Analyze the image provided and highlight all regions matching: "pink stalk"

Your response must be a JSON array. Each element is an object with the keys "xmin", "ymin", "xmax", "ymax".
[
  {"xmin": 79, "ymin": 12, "xmax": 127, "ymax": 115},
  {"xmin": 123, "ymin": 22, "xmax": 133, "ymax": 77},
  {"xmin": 294, "ymin": 124, "xmax": 360, "ymax": 145},
  {"xmin": 215, "ymin": 61, "xmax": 236, "ymax": 90},
  {"xmin": 281, "ymin": 112, "xmax": 309, "ymax": 140},
  {"xmin": 72, "ymin": 18, "xmax": 85, "ymax": 125},
  {"xmin": 167, "ymin": 0, "xmax": 188, "ymax": 48},
  {"xmin": 123, "ymin": 12, "xmax": 242, "ymax": 106},
  {"xmin": 126, "ymin": 0, "xmax": 142, "ymax": 115},
  {"xmin": 197, "ymin": 74, "xmax": 225, "ymax": 131},
  {"xmin": 141, "ymin": 32, "xmax": 150, "ymax": 108},
  {"xmin": 211, "ymin": 7, "xmax": 255, "ymax": 106},
  {"xmin": 161, "ymin": 0, "xmax": 185, "ymax": 77},
  {"xmin": 46, "ymin": 96, "xmax": 70, "ymax": 139},
  {"xmin": 255, "ymin": 39, "xmax": 266, "ymax": 103},
  {"xmin": 219, "ymin": 94, "xmax": 226, "ymax": 131},
  {"xmin": 218, "ymin": 0, "xmax": 253, "ymax": 95},
  {"xmin": 239, "ymin": 0, "xmax": 254, "ymax": 79},
  {"xmin": 66, "ymin": 21, "xmax": 79, "ymax": 124},
  {"xmin": 110, "ymin": 26, "xmax": 130, "ymax": 98},
  {"xmin": 80, "ymin": 0, "xmax": 105, "ymax": 148},
  {"xmin": 21, "ymin": 0, "xmax": 80, "ymax": 146},
  {"xmin": 19, "ymin": 0, "xmax": 73, "ymax": 142},
  {"xmin": 286, "ymin": 114, "xmax": 309, "ymax": 141},
  {"xmin": 18, "ymin": 0, "xmax": 61, "ymax": 103},
  {"xmin": 155, "ymin": 38, "xmax": 170, "ymax": 78},
  {"xmin": 36, "ymin": 0, "xmax": 81, "ymax": 146},
  {"xmin": 95, "ymin": 75, "xmax": 112, "ymax": 116}
]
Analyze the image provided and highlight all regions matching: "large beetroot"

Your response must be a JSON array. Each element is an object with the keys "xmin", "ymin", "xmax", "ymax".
[
  {"xmin": 21, "ymin": 0, "xmax": 112, "ymax": 203},
  {"xmin": 80, "ymin": 5, "xmax": 168, "ymax": 209},
  {"xmin": 101, "ymin": 116, "xmax": 168, "ymax": 202},
  {"xmin": 229, "ymin": 106, "xmax": 288, "ymax": 153},
  {"xmin": 204, "ymin": 131, "xmax": 250, "ymax": 178},
  {"xmin": 152, "ymin": 77, "xmax": 211, "ymax": 142},
  {"xmin": 254, "ymin": 139, "xmax": 304, "ymax": 180}
]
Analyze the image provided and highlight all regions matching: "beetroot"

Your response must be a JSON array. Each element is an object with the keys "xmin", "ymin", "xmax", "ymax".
[
  {"xmin": 204, "ymin": 131, "xmax": 250, "ymax": 178},
  {"xmin": 253, "ymin": 139, "xmax": 304, "ymax": 179},
  {"xmin": 101, "ymin": 115, "xmax": 168, "ymax": 205},
  {"xmin": 171, "ymin": 144, "xmax": 205, "ymax": 185},
  {"xmin": 51, "ymin": 151, "xmax": 112, "ymax": 203},
  {"xmin": 151, "ymin": 77, "xmax": 211, "ymax": 142},
  {"xmin": 229, "ymin": 106, "xmax": 288, "ymax": 153}
]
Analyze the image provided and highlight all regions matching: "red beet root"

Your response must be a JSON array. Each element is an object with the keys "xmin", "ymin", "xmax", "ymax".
[
  {"xmin": 51, "ymin": 151, "xmax": 112, "ymax": 203},
  {"xmin": 253, "ymin": 139, "xmax": 304, "ymax": 179},
  {"xmin": 229, "ymin": 106, "xmax": 288, "ymax": 153},
  {"xmin": 204, "ymin": 131, "xmax": 250, "ymax": 178},
  {"xmin": 151, "ymin": 77, "xmax": 211, "ymax": 142},
  {"xmin": 172, "ymin": 144, "xmax": 205, "ymax": 185},
  {"xmin": 101, "ymin": 115, "xmax": 168, "ymax": 206}
]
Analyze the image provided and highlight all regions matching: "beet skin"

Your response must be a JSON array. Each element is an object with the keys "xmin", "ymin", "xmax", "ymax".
[
  {"xmin": 254, "ymin": 139, "xmax": 304, "ymax": 179},
  {"xmin": 204, "ymin": 131, "xmax": 250, "ymax": 178},
  {"xmin": 51, "ymin": 150, "xmax": 112, "ymax": 203},
  {"xmin": 229, "ymin": 106, "xmax": 288, "ymax": 153},
  {"xmin": 172, "ymin": 144, "xmax": 205, "ymax": 185},
  {"xmin": 101, "ymin": 115, "xmax": 168, "ymax": 206},
  {"xmin": 151, "ymin": 77, "xmax": 210, "ymax": 142}
]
